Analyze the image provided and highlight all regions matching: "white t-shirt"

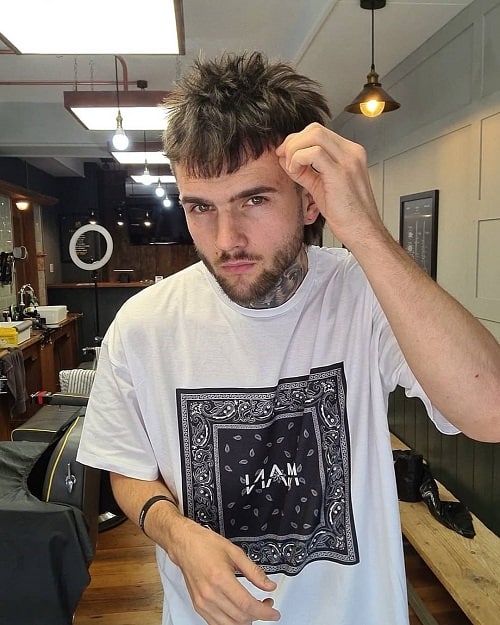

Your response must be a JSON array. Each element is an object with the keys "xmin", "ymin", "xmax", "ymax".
[{"xmin": 77, "ymin": 246, "xmax": 457, "ymax": 625}]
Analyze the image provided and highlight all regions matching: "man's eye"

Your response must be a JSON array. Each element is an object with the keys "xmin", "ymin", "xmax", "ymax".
[
  {"xmin": 192, "ymin": 204, "xmax": 210, "ymax": 213},
  {"xmin": 248, "ymin": 196, "xmax": 265, "ymax": 206}
]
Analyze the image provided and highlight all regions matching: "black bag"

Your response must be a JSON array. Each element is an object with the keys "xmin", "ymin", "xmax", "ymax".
[
  {"xmin": 393, "ymin": 449, "xmax": 425, "ymax": 502},
  {"xmin": 392, "ymin": 448, "xmax": 475, "ymax": 539}
]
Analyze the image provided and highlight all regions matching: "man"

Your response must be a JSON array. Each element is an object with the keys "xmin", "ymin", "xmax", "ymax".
[{"xmin": 77, "ymin": 52, "xmax": 500, "ymax": 625}]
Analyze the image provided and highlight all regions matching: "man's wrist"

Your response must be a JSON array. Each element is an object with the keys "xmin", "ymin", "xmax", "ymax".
[{"xmin": 139, "ymin": 494, "xmax": 178, "ymax": 535}]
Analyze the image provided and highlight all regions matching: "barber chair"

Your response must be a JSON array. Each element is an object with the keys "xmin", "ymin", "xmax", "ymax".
[
  {"xmin": 58, "ymin": 358, "xmax": 126, "ymax": 532},
  {"xmin": 0, "ymin": 352, "xmax": 125, "ymax": 625},
  {"xmin": 25, "ymin": 361, "xmax": 126, "ymax": 532}
]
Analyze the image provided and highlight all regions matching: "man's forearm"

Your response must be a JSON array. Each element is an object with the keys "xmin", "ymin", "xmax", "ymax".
[
  {"xmin": 109, "ymin": 471, "xmax": 280, "ymax": 625},
  {"xmin": 109, "ymin": 472, "xmax": 188, "ymax": 554},
  {"xmin": 350, "ymin": 226, "xmax": 500, "ymax": 441}
]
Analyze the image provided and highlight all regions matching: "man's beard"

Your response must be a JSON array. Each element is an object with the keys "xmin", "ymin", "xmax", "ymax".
[{"xmin": 196, "ymin": 220, "xmax": 304, "ymax": 308}]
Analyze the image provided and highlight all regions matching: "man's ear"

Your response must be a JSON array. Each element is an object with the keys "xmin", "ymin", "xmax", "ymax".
[{"xmin": 302, "ymin": 190, "xmax": 320, "ymax": 225}]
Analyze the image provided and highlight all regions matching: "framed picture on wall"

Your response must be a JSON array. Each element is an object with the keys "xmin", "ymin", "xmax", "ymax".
[{"xmin": 399, "ymin": 190, "xmax": 439, "ymax": 279}]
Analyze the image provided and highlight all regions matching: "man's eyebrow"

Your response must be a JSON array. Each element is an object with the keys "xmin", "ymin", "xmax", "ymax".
[
  {"xmin": 179, "ymin": 194, "xmax": 208, "ymax": 205},
  {"xmin": 228, "ymin": 186, "xmax": 278, "ymax": 202},
  {"xmin": 180, "ymin": 186, "xmax": 278, "ymax": 206}
]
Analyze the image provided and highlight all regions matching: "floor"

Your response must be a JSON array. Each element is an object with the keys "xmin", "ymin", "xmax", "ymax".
[
  {"xmin": 404, "ymin": 539, "xmax": 473, "ymax": 625},
  {"xmin": 74, "ymin": 520, "xmax": 163, "ymax": 625},
  {"xmin": 74, "ymin": 521, "xmax": 472, "ymax": 625}
]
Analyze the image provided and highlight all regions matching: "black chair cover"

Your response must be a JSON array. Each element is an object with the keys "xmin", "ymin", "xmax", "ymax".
[{"xmin": 0, "ymin": 440, "xmax": 93, "ymax": 625}]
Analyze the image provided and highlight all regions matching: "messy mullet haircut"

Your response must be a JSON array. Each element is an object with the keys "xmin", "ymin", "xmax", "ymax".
[
  {"xmin": 163, "ymin": 52, "xmax": 331, "ymax": 177},
  {"xmin": 163, "ymin": 51, "xmax": 331, "ymax": 243}
]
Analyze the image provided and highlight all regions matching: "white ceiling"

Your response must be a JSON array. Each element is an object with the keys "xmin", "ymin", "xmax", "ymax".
[{"xmin": 0, "ymin": 0, "xmax": 474, "ymax": 179}]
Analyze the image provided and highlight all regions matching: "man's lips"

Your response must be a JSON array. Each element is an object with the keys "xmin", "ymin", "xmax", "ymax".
[{"xmin": 219, "ymin": 259, "xmax": 257, "ymax": 274}]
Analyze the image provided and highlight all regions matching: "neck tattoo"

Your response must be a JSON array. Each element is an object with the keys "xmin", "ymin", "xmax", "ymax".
[{"xmin": 250, "ymin": 248, "xmax": 308, "ymax": 309}]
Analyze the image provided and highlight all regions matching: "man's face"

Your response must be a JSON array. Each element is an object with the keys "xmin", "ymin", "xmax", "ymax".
[{"xmin": 176, "ymin": 151, "xmax": 318, "ymax": 307}]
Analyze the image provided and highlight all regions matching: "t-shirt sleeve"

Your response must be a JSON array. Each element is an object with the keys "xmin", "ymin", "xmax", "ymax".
[
  {"xmin": 76, "ymin": 319, "xmax": 160, "ymax": 481},
  {"xmin": 373, "ymin": 295, "xmax": 460, "ymax": 436}
]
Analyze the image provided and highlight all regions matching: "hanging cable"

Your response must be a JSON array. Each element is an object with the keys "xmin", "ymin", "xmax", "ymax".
[{"xmin": 112, "ymin": 55, "xmax": 129, "ymax": 150}]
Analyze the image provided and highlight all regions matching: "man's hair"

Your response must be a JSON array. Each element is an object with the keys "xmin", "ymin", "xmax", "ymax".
[{"xmin": 163, "ymin": 52, "xmax": 331, "ymax": 244}]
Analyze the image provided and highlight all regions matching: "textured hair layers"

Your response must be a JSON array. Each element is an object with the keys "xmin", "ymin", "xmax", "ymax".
[{"xmin": 163, "ymin": 52, "xmax": 331, "ymax": 244}]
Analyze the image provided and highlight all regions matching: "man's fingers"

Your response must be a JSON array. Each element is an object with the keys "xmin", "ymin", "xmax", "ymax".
[
  {"xmin": 192, "ymin": 577, "xmax": 280, "ymax": 625},
  {"xmin": 229, "ymin": 553, "xmax": 280, "ymax": 621},
  {"xmin": 183, "ymin": 539, "xmax": 280, "ymax": 625},
  {"xmin": 237, "ymin": 558, "xmax": 276, "ymax": 592}
]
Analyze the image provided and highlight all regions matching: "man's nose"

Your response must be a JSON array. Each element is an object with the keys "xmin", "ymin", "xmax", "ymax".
[{"xmin": 215, "ymin": 211, "xmax": 247, "ymax": 251}]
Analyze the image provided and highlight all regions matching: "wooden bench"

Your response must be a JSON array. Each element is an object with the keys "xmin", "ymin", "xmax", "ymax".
[{"xmin": 391, "ymin": 433, "xmax": 500, "ymax": 625}]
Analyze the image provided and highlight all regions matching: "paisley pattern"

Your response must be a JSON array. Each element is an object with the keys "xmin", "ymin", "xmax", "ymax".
[{"xmin": 177, "ymin": 363, "xmax": 359, "ymax": 575}]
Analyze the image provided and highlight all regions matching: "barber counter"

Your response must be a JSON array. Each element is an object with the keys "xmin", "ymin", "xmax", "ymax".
[{"xmin": 0, "ymin": 313, "xmax": 81, "ymax": 440}]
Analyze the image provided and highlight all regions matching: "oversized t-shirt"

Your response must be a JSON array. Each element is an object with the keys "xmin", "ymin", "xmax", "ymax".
[{"xmin": 77, "ymin": 246, "xmax": 457, "ymax": 625}]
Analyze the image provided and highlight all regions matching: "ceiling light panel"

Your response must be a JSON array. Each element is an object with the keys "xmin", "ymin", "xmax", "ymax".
[
  {"xmin": 1, "ymin": 1, "xmax": 182, "ymax": 54},
  {"xmin": 131, "ymin": 175, "xmax": 176, "ymax": 184},
  {"xmin": 70, "ymin": 106, "xmax": 168, "ymax": 131},
  {"xmin": 111, "ymin": 150, "xmax": 170, "ymax": 165},
  {"xmin": 64, "ymin": 91, "xmax": 170, "ymax": 130}
]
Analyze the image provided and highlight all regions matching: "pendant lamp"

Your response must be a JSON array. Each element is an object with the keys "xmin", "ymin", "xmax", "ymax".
[
  {"xmin": 112, "ymin": 56, "xmax": 129, "ymax": 150},
  {"xmin": 154, "ymin": 171, "xmax": 166, "ymax": 197},
  {"xmin": 16, "ymin": 161, "xmax": 31, "ymax": 210},
  {"xmin": 141, "ymin": 130, "xmax": 153, "ymax": 185},
  {"xmin": 345, "ymin": 0, "xmax": 400, "ymax": 117}
]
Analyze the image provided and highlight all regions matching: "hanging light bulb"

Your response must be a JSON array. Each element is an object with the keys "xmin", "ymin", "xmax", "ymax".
[
  {"xmin": 155, "ymin": 177, "xmax": 166, "ymax": 197},
  {"xmin": 116, "ymin": 211, "xmax": 125, "ymax": 226},
  {"xmin": 344, "ymin": 0, "xmax": 400, "ymax": 118},
  {"xmin": 141, "ymin": 129, "xmax": 152, "ymax": 185},
  {"xmin": 162, "ymin": 196, "xmax": 172, "ymax": 208},
  {"xmin": 16, "ymin": 163, "xmax": 31, "ymax": 211},
  {"xmin": 111, "ymin": 56, "xmax": 129, "ymax": 150},
  {"xmin": 360, "ymin": 100, "xmax": 385, "ymax": 117},
  {"xmin": 357, "ymin": 68, "xmax": 387, "ymax": 117},
  {"xmin": 144, "ymin": 211, "xmax": 152, "ymax": 227},
  {"xmin": 112, "ymin": 111, "xmax": 129, "ymax": 150},
  {"xmin": 141, "ymin": 163, "xmax": 152, "ymax": 186},
  {"xmin": 88, "ymin": 210, "xmax": 98, "ymax": 225}
]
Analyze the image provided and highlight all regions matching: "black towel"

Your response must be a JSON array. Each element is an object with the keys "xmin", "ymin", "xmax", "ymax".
[{"xmin": 1, "ymin": 348, "xmax": 27, "ymax": 416}]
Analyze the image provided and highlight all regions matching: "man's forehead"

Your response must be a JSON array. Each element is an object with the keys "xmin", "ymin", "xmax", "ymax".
[{"xmin": 176, "ymin": 151, "xmax": 284, "ymax": 184}]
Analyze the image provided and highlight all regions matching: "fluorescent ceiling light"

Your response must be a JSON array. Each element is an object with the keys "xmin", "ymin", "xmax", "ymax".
[
  {"xmin": 131, "ymin": 175, "xmax": 176, "ymax": 184},
  {"xmin": 70, "ymin": 106, "xmax": 166, "ymax": 131},
  {"xmin": 1, "ymin": 1, "xmax": 184, "ymax": 54},
  {"xmin": 112, "ymin": 150, "xmax": 170, "ymax": 165},
  {"xmin": 64, "ymin": 91, "xmax": 169, "ymax": 130}
]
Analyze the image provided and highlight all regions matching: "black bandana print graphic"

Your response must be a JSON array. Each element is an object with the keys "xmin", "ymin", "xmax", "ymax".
[{"xmin": 177, "ymin": 363, "xmax": 359, "ymax": 575}]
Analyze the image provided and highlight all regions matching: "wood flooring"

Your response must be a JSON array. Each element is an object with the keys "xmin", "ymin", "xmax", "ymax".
[
  {"xmin": 74, "ymin": 520, "xmax": 163, "ymax": 625},
  {"xmin": 74, "ymin": 521, "xmax": 472, "ymax": 625}
]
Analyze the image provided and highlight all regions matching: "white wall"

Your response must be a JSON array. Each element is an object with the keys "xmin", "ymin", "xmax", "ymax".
[{"xmin": 331, "ymin": 0, "xmax": 500, "ymax": 340}]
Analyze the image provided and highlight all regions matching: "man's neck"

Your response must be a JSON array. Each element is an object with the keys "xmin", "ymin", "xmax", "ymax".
[{"xmin": 249, "ymin": 247, "xmax": 308, "ymax": 309}]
